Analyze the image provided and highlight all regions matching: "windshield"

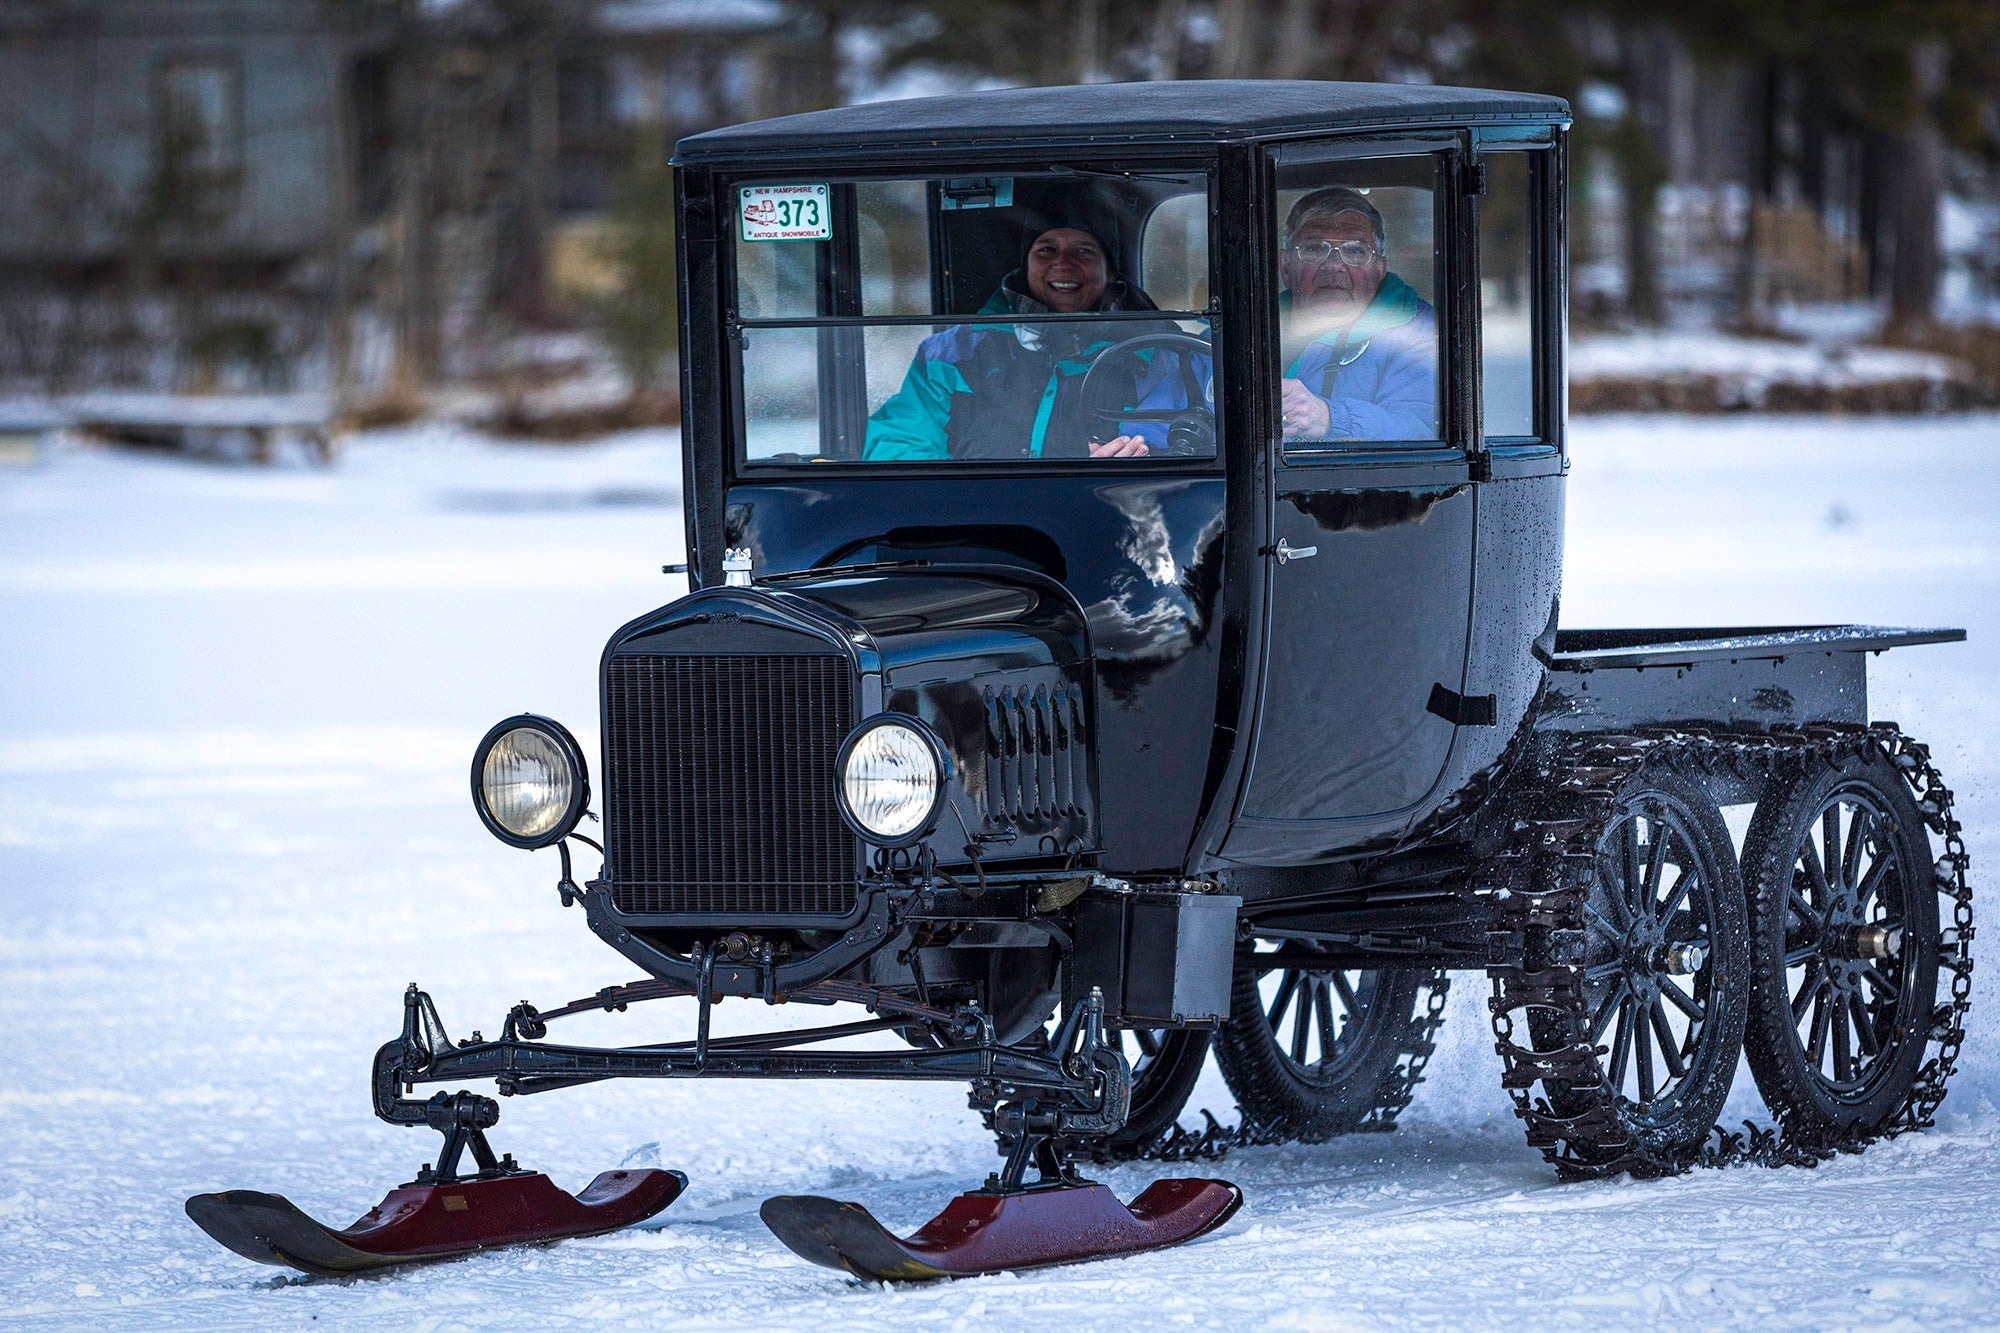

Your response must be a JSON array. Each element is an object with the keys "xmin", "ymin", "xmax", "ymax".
[{"xmin": 729, "ymin": 168, "xmax": 1216, "ymax": 465}]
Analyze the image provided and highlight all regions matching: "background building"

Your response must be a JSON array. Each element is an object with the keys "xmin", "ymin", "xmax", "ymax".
[{"xmin": 0, "ymin": 0, "xmax": 1994, "ymax": 410}]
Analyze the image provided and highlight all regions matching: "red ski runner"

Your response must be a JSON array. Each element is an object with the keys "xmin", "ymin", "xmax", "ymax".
[
  {"xmin": 185, "ymin": 1168, "xmax": 687, "ymax": 1278},
  {"xmin": 185, "ymin": 1066, "xmax": 689, "ymax": 1277},
  {"xmin": 761, "ymin": 1177, "xmax": 1242, "ymax": 1281}
]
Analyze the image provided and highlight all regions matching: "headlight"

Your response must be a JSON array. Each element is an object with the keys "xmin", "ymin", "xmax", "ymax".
[
  {"xmin": 836, "ymin": 715, "xmax": 948, "ymax": 847},
  {"xmin": 471, "ymin": 715, "xmax": 589, "ymax": 849}
]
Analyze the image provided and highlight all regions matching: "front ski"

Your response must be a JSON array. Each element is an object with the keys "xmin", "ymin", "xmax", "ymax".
[
  {"xmin": 186, "ymin": 1167, "xmax": 687, "ymax": 1277},
  {"xmin": 188, "ymin": 1080, "xmax": 687, "ymax": 1276},
  {"xmin": 761, "ymin": 1177, "xmax": 1241, "ymax": 1281}
]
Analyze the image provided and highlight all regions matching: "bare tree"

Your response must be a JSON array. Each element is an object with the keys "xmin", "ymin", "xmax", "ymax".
[
  {"xmin": 1148, "ymin": 0, "xmax": 1189, "ymax": 79},
  {"xmin": 1888, "ymin": 39, "xmax": 1946, "ymax": 330}
]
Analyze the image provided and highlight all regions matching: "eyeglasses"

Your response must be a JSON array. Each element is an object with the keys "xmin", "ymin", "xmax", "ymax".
[{"xmin": 1289, "ymin": 239, "xmax": 1378, "ymax": 267}]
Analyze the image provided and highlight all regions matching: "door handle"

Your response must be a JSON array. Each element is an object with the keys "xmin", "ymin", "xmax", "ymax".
[{"xmin": 1273, "ymin": 538, "xmax": 1318, "ymax": 564}]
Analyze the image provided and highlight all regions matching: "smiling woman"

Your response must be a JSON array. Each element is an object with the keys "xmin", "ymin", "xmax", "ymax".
[{"xmin": 1025, "ymin": 228, "xmax": 1109, "ymax": 312}]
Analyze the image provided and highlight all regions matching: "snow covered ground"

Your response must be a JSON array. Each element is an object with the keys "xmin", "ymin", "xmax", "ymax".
[
  {"xmin": 2, "ymin": 416, "xmax": 1997, "ymax": 1329},
  {"xmin": 1570, "ymin": 329, "xmax": 1963, "ymax": 386}
]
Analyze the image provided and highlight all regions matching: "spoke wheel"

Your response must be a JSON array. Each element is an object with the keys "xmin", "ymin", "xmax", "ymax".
[
  {"xmin": 994, "ymin": 1019, "xmax": 1210, "ymax": 1160},
  {"xmin": 1743, "ymin": 753, "xmax": 1939, "ymax": 1139},
  {"xmin": 1213, "ymin": 941, "xmax": 1444, "ymax": 1141},
  {"xmin": 1537, "ymin": 766, "xmax": 1749, "ymax": 1163},
  {"xmin": 1099, "ymin": 1025, "xmax": 1211, "ymax": 1157}
]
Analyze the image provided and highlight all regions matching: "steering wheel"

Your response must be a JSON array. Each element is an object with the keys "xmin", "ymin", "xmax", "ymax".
[{"xmin": 1074, "ymin": 332, "xmax": 1216, "ymax": 458}]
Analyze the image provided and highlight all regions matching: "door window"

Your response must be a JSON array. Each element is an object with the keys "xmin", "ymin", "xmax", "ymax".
[
  {"xmin": 1273, "ymin": 156, "xmax": 1442, "ymax": 447},
  {"xmin": 1481, "ymin": 152, "xmax": 1539, "ymax": 440}
]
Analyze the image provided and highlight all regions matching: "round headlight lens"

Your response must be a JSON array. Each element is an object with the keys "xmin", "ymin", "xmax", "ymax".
[
  {"xmin": 482, "ymin": 730, "xmax": 573, "ymax": 839},
  {"xmin": 840, "ymin": 719, "xmax": 943, "ymax": 843},
  {"xmin": 472, "ymin": 716, "xmax": 587, "ymax": 848}
]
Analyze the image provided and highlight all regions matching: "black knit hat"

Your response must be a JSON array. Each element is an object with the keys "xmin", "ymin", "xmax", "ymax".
[{"xmin": 1018, "ymin": 193, "xmax": 1122, "ymax": 277}]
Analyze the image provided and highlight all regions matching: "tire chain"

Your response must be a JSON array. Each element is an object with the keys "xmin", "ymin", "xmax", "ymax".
[
  {"xmin": 1485, "ymin": 722, "xmax": 1973, "ymax": 1182},
  {"xmin": 1120, "ymin": 969, "xmax": 1454, "ymax": 1162},
  {"xmin": 1353, "ymin": 967, "xmax": 1454, "ymax": 1132},
  {"xmin": 1877, "ymin": 724, "xmax": 1974, "ymax": 1137}
]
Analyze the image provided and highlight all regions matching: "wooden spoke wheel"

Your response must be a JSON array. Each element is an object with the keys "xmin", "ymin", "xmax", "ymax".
[
  {"xmin": 1743, "ymin": 752, "xmax": 1940, "ymax": 1139},
  {"xmin": 1213, "ymin": 941, "xmax": 1442, "ymax": 1141}
]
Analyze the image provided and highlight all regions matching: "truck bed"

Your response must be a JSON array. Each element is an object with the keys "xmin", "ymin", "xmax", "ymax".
[
  {"xmin": 1537, "ymin": 624, "xmax": 1965, "ymax": 735},
  {"xmin": 1549, "ymin": 625, "xmax": 1965, "ymax": 670}
]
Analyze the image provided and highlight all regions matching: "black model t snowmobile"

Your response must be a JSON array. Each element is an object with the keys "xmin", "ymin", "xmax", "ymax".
[{"xmin": 188, "ymin": 81, "xmax": 1973, "ymax": 1281}]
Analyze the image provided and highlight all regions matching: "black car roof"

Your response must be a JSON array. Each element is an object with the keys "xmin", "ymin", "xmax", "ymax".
[{"xmin": 675, "ymin": 80, "xmax": 1570, "ymax": 161}]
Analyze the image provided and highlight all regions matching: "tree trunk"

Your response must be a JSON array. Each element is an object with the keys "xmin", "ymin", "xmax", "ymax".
[
  {"xmin": 1211, "ymin": 0, "xmax": 1261, "ymax": 80},
  {"xmin": 329, "ymin": 43, "xmax": 358, "ymax": 397},
  {"xmin": 1798, "ymin": 75, "xmax": 1827, "ymax": 218},
  {"xmin": 1074, "ymin": 0, "xmax": 1104, "ymax": 82},
  {"xmin": 1149, "ymin": 0, "xmax": 1188, "ymax": 79},
  {"xmin": 498, "ymin": 35, "xmax": 558, "ymax": 326},
  {"xmin": 388, "ymin": 4, "xmax": 438, "ymax": 393},
  {"xmin": 1617, "ymin": 26, "xmax": 1668, "ymax": 325},
  {"xmin": 1887, "ymin": 40, "xmax": 1946, "ymax": 331},
  {"xmin": 1269, "ymin": 0, "xmax": 1322, "ymax": 80},
  {"xmin": 1859, "ymin": 127, "xmax": 1888, "ymax": 298}
]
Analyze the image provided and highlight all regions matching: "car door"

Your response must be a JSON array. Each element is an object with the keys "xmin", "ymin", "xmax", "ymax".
[{"xmin": 1224, "ymin": 136, "xmax": 1477, "ymax": 864}]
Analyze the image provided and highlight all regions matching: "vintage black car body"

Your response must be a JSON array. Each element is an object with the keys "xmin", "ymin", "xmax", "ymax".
[
  {"xmin": 188, "ymin": 82, "xmax": 1973, "ymax": 1283},
  {"xmin": 616, "ymin": 84, "xmax": 1578, "ymax": 1003}
]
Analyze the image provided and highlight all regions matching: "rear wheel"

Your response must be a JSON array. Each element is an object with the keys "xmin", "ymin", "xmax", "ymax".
[
  {"xmin": 1213, "ymin": 941, "xmax": 1446, "ymax": 1141},
  {"xmin": 1742, "ymin": 752, "xmax": 1939, "ymax": 1141},
  {"xmin": 1573, "ymin": 769, "xmax": 1749, "ymax": 1159},
  {"xmin": 1510, "ymin": 764, "xmax": 1751, "ymax": 1172}
]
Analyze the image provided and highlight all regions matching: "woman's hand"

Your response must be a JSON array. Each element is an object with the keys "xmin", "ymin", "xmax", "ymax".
[
  {"xmin": 1280, "ymin": 379, "xmax": 1332, "ymax": 439},
  {"xmin": 1088, "ymin": 434, "xmax": 1153, "ymax": 458}
]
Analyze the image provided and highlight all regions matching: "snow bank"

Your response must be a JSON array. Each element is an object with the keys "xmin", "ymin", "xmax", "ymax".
[{"xmin": 1572, "ymin": 331, "xmax": 1994, "ymax": 413}]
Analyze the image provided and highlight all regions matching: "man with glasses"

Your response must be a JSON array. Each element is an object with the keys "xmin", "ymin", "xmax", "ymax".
[{"xmin": 1278, "ymin": 187, "xmax": 1437, "ymax": 442}]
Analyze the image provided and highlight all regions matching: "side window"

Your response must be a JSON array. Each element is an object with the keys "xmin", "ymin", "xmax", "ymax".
[
  {"xmin": 156, "ymin": 54, "xmax": 242, "ymax": 178},
  {"xmin": 734, "ymin": 235, "xmax": 817, "ymax": 320},
  {"xmin": 856, "ymin": 179, "xmax": 931, "ymax": 316},
  {"xmin": 1140, "ymin": 192, "xmax": 1210, "ymax": 312},
  {"xmin": 1273, "ymin": 156, "xmax": 1441, "ymax": 446},
  {"xmin": 1481, "ymin": 152, "xmax": 1538, "ymax": 439}
]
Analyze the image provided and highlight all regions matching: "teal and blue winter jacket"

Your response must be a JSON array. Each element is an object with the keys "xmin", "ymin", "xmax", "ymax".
[
  {"xmin": 1284, "ymin": 272, "xmax": 1437, "ymax": 442},
  {"xmin": 863, "ymin": 275, "xmax": 1206, "ymax": 461}
]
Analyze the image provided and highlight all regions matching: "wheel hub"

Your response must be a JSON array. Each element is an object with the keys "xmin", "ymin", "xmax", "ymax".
[
  {"xmin": 1820, "ymin": 923, "xmax": 1903, "ymax": 961},
  {"xmin": 1655, "ymin": 940, "xmax": 1708, "ymax": 975}
]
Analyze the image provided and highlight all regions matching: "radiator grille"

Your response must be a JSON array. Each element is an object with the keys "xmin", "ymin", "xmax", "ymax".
[{"xmin": 605, "ymin": 653, "xmax": 858, "ymax": 916}]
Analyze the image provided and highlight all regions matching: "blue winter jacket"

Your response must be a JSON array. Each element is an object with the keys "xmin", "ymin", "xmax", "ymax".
[{"xmin": 1285, "ymin": 272, "xmax": 1437, "ymax": 442}]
